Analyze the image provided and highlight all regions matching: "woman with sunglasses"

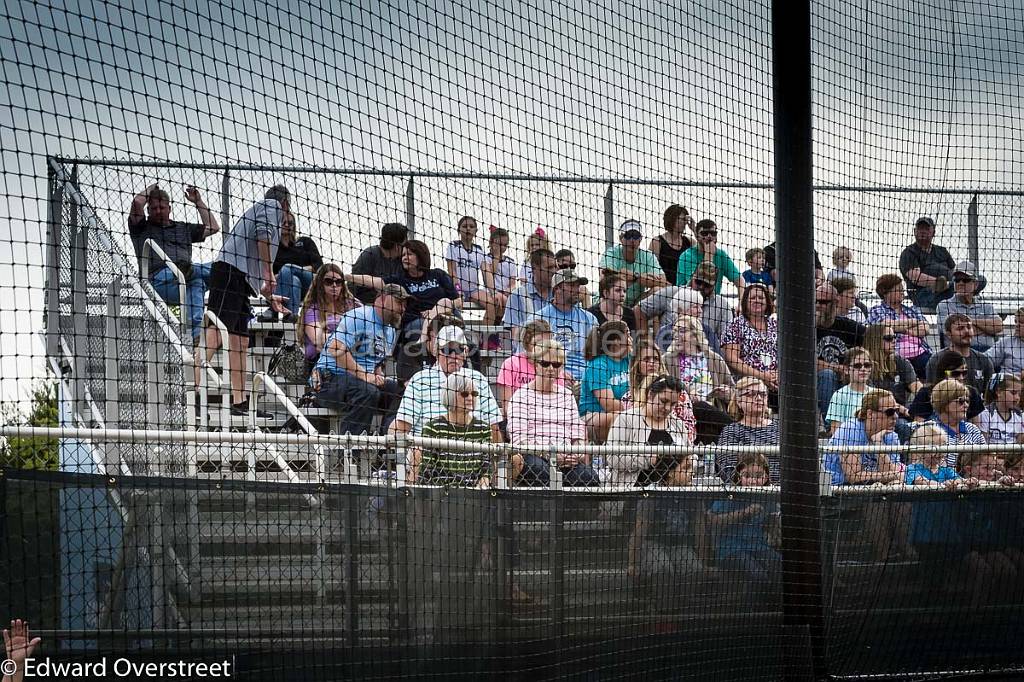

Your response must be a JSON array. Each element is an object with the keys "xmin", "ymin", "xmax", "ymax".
[
  {"xmin": 412, "ymin": 371, "xmax": 499, "ymax": 487},
  {"xmin": 579, "ymin": 321, "xmax": 633, "ymax": 444},
  {"xmin": 867, "ymin": 274, "xmax": 932, "ymax": 380},
  {"xmin": 825, "ymin": 347, "xmax": 881, "ymax": 436},
  {"xmin": 864, "ymin": 324, "xmax": 921, "ymax": 406},
  {"xmin": 907, "ymin": 350, "xmax": 985, "ymax": 424},
  {"xmin": 607, "ymin": 375, "xmax": 693, "ymax": 487},
  {"xmin": 298, "ymin": 263, "xmax": 361, "ymax": 375},
  {"xmin": 716, "ymin": 377, "xmax": 780, "ymax": 483},
  {"xmin": 506, "ymin": 339, "xmax": 595, "ymax": 486},
  {"xmin": 929, "ymin": 378, "xmax": 987, "ymax": 467},
  {"xmin": 825, "ymin": 389, "xmax": 904, "ymax": 485}
]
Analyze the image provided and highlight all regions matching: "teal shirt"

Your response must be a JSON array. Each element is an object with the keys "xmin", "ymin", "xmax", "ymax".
[
  {"xmin": 579, "ymin": 354, "xmax": 631, "ymax": 415},
  {"xmin": 674, "ymin": 246, "xmax": 741, "ymax": 293},
  {"xmin": 599, "ymin": 245, "xmax": 662, "ymax": 306}
]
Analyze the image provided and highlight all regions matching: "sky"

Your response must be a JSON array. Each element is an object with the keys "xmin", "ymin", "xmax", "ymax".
[{"xmin": 1, "ymin": 0, "xmax": 1022, "ymax": 407}]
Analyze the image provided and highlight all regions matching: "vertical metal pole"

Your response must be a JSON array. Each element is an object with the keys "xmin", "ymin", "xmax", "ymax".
[
  {"xmin": 967, "ymin": 194, "xmax": 979, "ymax": 269},
  {"xmin": 45, "ymin": 162, "xmax": 64, "ymax": 360},
  {"xmin": 406, "ymin": 177, "xmax": 416, "ymax": 237},
  {"xmin": 220, "ymin": 170, "xmax": 231, "ymax": 232},
  {"xmin": 604, "ymin": 184, "xmax": 615, "ymax": 249},
  {"xmin": 69, "ymin": 165, "xmax": 87, "ymax": 420},
  {"xmin": 772, "ymin": 0, "xmax": 825, "ymax": 679},
  {"xmin": 105, "ymin": 279, "xmax": 121, "ymax": 428}
]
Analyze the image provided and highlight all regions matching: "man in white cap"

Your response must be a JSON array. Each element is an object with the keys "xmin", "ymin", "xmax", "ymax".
[
  {"xmin": 936, "ymin": 260, "xmax": 1002, "ymax": 352},
  {"xmin": 389, "ymin": 324, "xmax": 503, "ymax": 441},
  {"xmin": 527, "ymin": 270, "xmax": 598, "ymax": 384},
  {"xmin": 898, "ymin": 216, "xmax": 955, "ymax": 310},
  {"xmin": 599, "ymin": 219, "xmax": 667, "ymax": 310}
]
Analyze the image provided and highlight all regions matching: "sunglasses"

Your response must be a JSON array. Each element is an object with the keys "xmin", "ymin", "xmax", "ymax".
[
  {"xmin": 815, "ymin": 299, "xmax": 834, "ymax": 305},
  {"xmin": 953, "ymin": 276, "xmax": 974, "ymax": 284},
  {"xmin": 699, "ymin": 230, "xmax": 718, "ymax": 238},
  {"xmin": 458, "ymin": 390, "xmax": 479, "ymax": 398},
  {"xmin": 740, "ymin": 390, "xmax": 768, "ymax": 399},
  {"xmin": 955, "ymin": 396, "xmax": 970, "ymax": 406},
  {"xmin": 323, "ymin": 277, "xmax": 344, "ymax": 286},
  {"xmin": 878, "ymin": 407, "xmax": 899, "ymax": 416},
  {"xmin": 945, "ymin": 369, "xmax": 968, "ymax": 378},
  {"xmin": 439, "ymin": 345, "xmax": 468, "ymax": 356},
  {"xmin": 537, "ymin": 360, "xmax": 563, "ymax": 369},
  {"xmin": 850, "ymin": 362, "xmax": 873, "ymax": 370},
  {"xmin": 882, "ymin": 334, "xmax": 896, "ymax": 342}
]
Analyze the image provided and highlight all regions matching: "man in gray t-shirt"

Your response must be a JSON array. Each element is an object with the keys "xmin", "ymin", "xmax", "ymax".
[
  {"xmin": 936, "ymin": 261, "xmax": 1002, "ymax": 352},
  {"xmin": 205, "ymin": 185, "xmax": 290, "ymax": 416}
]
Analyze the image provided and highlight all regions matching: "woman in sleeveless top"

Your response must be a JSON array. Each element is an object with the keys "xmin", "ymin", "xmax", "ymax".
[{"xmin": 650, "ymin": 204, "xmax": 694, "ymax": 284}]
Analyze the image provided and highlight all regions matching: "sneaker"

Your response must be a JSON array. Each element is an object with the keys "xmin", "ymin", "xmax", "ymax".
[
  {"xmin": 257, "ymin": 309, "xmax": 279, "ymax": 323},
  {"xmin": 281, "ymin": 312, "xmax": 297, "ymax": 324},
  {"xmin": 230, "ymin": 400, "xmax": 274, "ymax": 419}
]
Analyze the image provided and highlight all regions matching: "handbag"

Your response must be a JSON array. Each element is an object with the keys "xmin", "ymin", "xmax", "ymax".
[{"xmin": 267, "ymin": 342, "xmax": 308, "ymax": 384}]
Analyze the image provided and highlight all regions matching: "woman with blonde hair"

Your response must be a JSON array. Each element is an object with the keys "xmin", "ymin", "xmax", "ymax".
[
  {"xmin": 825, "ymin": 389, "xmax": 904, "ymax": 485},
  {"xmin": 716, "ymin": 377, "xmax": 780, "ymax": 482},
  {"xmin": 517, "ymin": 227, "xmax": 552, "ymax": 284},
  {"xmin": 664, "ymin": 316, "xmax": 734, "ymax": 404},
  {"xmin": 930, "ymin": 378, "xmax": 987, "ymax": 467},
  {"xmin": 864, "ymin": 323, "xmax": 921, "ymax": 405},
  {"xmin": 298, "ymin": 263, "xmax": 361, "ymax": 375}
]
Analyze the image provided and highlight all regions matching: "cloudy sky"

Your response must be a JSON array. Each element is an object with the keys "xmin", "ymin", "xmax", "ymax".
[{"xmin": 1, "ymin": 0, "xmax": 1021, "ymax": 405}]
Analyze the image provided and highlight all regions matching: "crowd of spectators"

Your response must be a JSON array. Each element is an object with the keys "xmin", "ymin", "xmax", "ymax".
[{"xmin": 127, "ymin": 187, "xmax": 1023, "ymax": 491}]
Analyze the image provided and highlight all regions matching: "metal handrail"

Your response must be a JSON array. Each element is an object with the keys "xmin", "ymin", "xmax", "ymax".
[
  {"xmin": 140, "ymin": 238, "xmax": 188, "ymax": 341},
  {"xmin": 197, "ymin": 310, "xmax": 230, "ymax": 429}
]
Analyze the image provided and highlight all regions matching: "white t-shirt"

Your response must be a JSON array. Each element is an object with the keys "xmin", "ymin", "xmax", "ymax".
[
  {"xmin": 978, "ymin": 406, "xmax": 1024, "ymax": 445},
  {"xmin": 445, "ymin": 240, "xmax": 486, "ymax": 294}
]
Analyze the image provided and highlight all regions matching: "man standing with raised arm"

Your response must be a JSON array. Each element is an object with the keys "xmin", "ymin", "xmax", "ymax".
[
  {"xmin": 205, "ymin": 184, "xmax": 291, "ymax": 418},
  {"xmin": 128, "ymin": 183, "xmax": 220, "ymax": 342}
]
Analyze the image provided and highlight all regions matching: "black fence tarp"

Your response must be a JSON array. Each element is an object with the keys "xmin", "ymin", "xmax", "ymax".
[{"xmin": 1, "ymin": 469, "xmax": 1023, "ymax": 680}]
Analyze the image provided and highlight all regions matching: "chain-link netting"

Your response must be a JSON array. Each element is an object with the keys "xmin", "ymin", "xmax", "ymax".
[{"xmin": 2, "ymin": 0, "xmax": 1024, "ymax": 679}]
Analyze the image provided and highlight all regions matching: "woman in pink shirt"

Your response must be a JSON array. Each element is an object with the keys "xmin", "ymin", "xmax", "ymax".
[
  {"xmin": 506, "ymin": 339, "xmax": 598, "ymax": 487},
  {"xmin": 495, "ymin": 318, "xmax": 567, "ymax": 414}
]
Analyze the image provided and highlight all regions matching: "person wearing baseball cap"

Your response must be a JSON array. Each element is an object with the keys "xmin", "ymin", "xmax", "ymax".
[
  {"xmin": 936, "ymin": 260, "xmax": 1002, "ymax": 351},
  {"xmin": 898, "ymin": 216, "xmax": 956, "ymax": 310},
  {"xmin": 599, "ymin": 219, "xmax": 667, "ymax": 309},
  {"xmin": 528, "ymin": 269, "xmax": 598, "ymax": 383},
  {"xmin": 311, "ymin": 282, "xmax": 409, "ymax": 436}
]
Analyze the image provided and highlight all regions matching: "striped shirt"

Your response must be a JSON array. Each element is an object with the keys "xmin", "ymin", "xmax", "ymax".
[
  {"xmin": 418, "ymin": 416, "xmax": 492, "ymax": 486},
  {"xmin": 716, "ymin": 420, "xmax": 781, "ymax": 483}
]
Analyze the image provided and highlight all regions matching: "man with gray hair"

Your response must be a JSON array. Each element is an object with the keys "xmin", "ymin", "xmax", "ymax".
[
  {"xmin": 652, "ymin": 284, "xmax": 723, "ymax": 354},
  {"xmin": 205, "ymin": 184, "xmax": 291, "ymax": 418}
]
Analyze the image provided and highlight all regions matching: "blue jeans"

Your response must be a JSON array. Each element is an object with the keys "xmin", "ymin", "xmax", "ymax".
[
  {"xmin": 518, "ymin": 453, "xmax": 601, "ymax": 487},
  {"xmin": 314, "ymin": 371, "xmax": 401, "ymax": 435},
  {"xmin": 275, "ymin": 264, "xmax": 314, "ymax": 315},
  {"xmin": 817, "ymin": 369, "xmax": 841, "ymax": 418},
  {"xmin": 909, "ymin": 286, "xmax": 953, "ymax": 312},
  {"xmin": 150, "ymin": 262, "xmax": 211, "ymax": 341}
]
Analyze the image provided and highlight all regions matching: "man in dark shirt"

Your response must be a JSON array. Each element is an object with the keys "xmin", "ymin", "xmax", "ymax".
[
  {"xmin": 898, "ymin": 216, "xmax": 955, "ymax": 311},
  {"xmin": 924, "ymin": 313, "xmax": 994, "ymax": 394},
  {"xmin": 259, "ymin": 213, "xmax": 323, "ymax": 322},
  {"xmin": 351, "ymin": 223, "xmax": 408, "ymax": 304},
  {"xmin": 815, "ymin": 282, "xmax": 866, "ymax": 416},
  {"xmin": 128, "ymin": 183, "xmax": 219, "ymax": 342}
]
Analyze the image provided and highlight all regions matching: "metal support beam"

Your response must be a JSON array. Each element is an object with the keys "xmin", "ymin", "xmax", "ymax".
[
  {"xmin": 44, "ymin": 163, "xmax": 64, "ymax": 360},
  {"xmin": 967, "ymin": 194, "xmax": 979, "ymax": 269},
  {"xmin": 604, "ymin": 184, "xmax": 614, "ymax": 249},
  {"xmin": 772, "ymin": 0, "xmax": 825, "ymax": 679},
  {"xmin": 221, "ymin": 170, "xmax": 231, "ymax": 232},
  {"xmin": 405, "ymin": 177, "xmax": 415, "ymax": 236}
]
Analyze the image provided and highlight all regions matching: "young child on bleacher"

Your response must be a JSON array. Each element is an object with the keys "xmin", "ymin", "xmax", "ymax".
[
  {"xmin": 518, "ymin": 227, "xmax": 551, "ymax": 284},
  {"xmin": 905, "ymin": 423, "xmax": 961, "ymax": 488},
  {"xmin": 481, "ymin": 226, "xmax": 517, "ymax": 329},
  {"xmin": 708, "ymin": 453, "xmax": 780, "ymax": 590},
  {"xmin": 741, "ymin": 248, "xmax": 774, "ymax": 293},
  {"xmin": 979, "ymin": 373, "xmax": 1024, "ymax": 444},
  {"xmin": 827, "ymin": 246, "xmax": 856, "ymax": 283},
  {"xmin": 446, "ymin": 216, "xmax": 500, "ymax": 325},
  {"xmin": 825, "ymin": 347, "xmax": 874, "ymax": 435}
]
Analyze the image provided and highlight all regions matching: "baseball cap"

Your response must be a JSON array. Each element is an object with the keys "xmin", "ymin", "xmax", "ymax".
[
  {"xmin": 953, "ymin": 260, "xmax": 978, "ymax": 279},
  {"xmin": 381, "ymin": 283, "xmax": 411, "ymax": 300},
  {"xmin": 551, "ymin": 269, "xmax": 589, "ymax": 289},
  {"xmin": 618, "ymin": 220, "xmax": 643, "ymax": 239},
  {"xmin": 915, "ymin": 216, "xmax": 936, "ymax": 228},
  {"xmin": 436, "ymin": 325, "xmax": 468, "ymax": 348}
]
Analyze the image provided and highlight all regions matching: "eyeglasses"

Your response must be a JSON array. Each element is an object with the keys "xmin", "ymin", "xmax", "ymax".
[
  {"xmin": 881, "ymin": 334, "xmax": 896, "ymax": 342},
  {"xmin": 699, "ymin": 230, "xmax": 718, "ymax": 238},
  {"xmin": 849, "ymin": 362, "xmax": 873, "ymax": 370},
  {"xmin": 323, "ymin": 277, "xmax": 344, "ymax": 286},
  {"xmin": 878, "ymin": 407, "xmax": 899, "ymax": 416},
  {"xmin": 560, "ymin": 262, "xmax": 576, "ymax": 269},
  {"xmin": 458, "ymin": 390, "xmax": 479, "ymax": 398},
  {"xmin": 739, "ymin": 390, "xmax": 768, "ymax": 399},
  {"xmin": 537, "ymin": 360, "xmax": 563, "ymax": 369},
  {"xmin": 439, "ymin": 345, "xmax": 468, "ymax": 356},
  {"xmin": 945, "ymin": 369, "xmax": 968, "ymax": 378},
  {"xmin": 955, "ymin": 396, "xmax": 970, "ymax": 406},
  {"xmin": 953, "ymin": 276, "xmax": 974, "ymax": 284}
]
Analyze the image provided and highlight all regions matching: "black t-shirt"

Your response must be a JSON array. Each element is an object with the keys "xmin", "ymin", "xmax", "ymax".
[
  {"xmin": 384, "ymin": 268, "xmax": 459, "ymax": 326},
  {"xmin": 587, "ymin": 304, "xmax": 638, "ymax": 331},
  {"xmin": 654, "ymin": 234, "xmax": 692, "ymax": 284},
  {"xmin": 816, "ymin": 316, "xmax": 866, "ymax": 365},
  {"xmin": 637, "ymin": 429, "xmax": 677, "ymax": 486},
  {"xmin": 898, "ymin": 243, "xmax": 955, "ymax": 293},
  {"xmin": 351, "ymin": 246, "xmax": 404, "ymax": 304},
  {"xmin": 129, "ymin": 218, "xmax": 206, "ymax": 275},
  {"xmin": 273, "ymin": 236, "xmax": 323, "ymax": 274}
]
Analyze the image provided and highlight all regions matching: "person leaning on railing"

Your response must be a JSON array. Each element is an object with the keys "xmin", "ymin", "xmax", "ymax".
[
  {"xmin": 606, "ymin": 375, "xmax": 693, "ymax": 488},
  {"xmin": 927, "ymin": 378, "xmax": 987, "ymax": 468},
  {"xmin": 825, "ymin": 388, "xmax": 905, "ymax": 486},
  {"xmin": 128, "ymin": 183, "xmax": 220, "ymax": 343},
  {"xmin": 309, "ymin": 283, "xmax": 408, "ymax": 436},
  {"xmin": 411, "ymin": 371, "xmax": 499, "ymax": 487},
  {"xmin": 505, "ymin": 339, "xmax": 592, "ymax": 487}
]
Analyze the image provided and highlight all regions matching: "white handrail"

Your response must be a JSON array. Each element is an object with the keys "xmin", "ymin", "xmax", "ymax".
[
  {"xmin": 140, "ymin": 238, "xmax": 188, "ymax": 340},
  {"xmin": 251, "ymin": 372, "xmax": 325, "ymax": 497},
  {"xmin": 198, "ymin": 310, "xmax": 230, "ymax": 428}
]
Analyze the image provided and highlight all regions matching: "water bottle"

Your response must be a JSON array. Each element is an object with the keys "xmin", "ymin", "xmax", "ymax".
[{"xmin": 703, "ymin": 453, "xmax": 717, "ymax": 479}]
